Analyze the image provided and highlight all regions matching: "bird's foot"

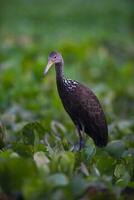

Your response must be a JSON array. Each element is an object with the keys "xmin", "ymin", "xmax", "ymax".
[
  {"xmin": 70, "ymin": 140, "xmax": 85, "ymax": 152},
  {"xmin": 79, "ymin": 139, "xmax": 85, "ymax": 151},
  {"xmin": 70, "ymin": 143, "xmax": 79, "ymax": 152}
]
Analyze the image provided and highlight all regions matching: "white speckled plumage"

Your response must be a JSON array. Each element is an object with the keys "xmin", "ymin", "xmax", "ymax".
[{"xmin": 63, "ymin": 79, "xmax": 78, "ymax": 92}]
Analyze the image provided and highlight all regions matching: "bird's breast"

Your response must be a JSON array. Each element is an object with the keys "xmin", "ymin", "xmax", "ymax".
[
  {"xmin": 56, "ymin": 78, "xmax": 80, "ymax": 111},
  {"xmin": 57, "ymin": 78, "xmax": 78, "ymax": 95},
  {"xmin": 63, "ymin": 79, "xmax": 78, "ymax": 92}
]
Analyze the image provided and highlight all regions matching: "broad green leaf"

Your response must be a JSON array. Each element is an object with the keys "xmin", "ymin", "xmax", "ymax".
[
  {"xmin": 70, "ymin": 175, "xmax": 89, "ymax": 197},
  {"xmin": 114, "ymin": 164, "xmax": 126, "ymax": 179},
  {"xmin": 106, "ymin": 140, "xmax": 126, "ymax": 158},
  {"xmin": 50, "ymin": 152, "xmax": 75, "ymax": 175},
  {"xmin": 95, "ymin": 151, "xmax": 115, "ymax": 175},
  {"xmin": 48, "ymin": 173, "xmax": 69, "ymax": 187}
]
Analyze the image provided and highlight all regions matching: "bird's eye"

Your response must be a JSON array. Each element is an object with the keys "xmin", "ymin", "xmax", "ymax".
[{"xmin": 54, "ymin": 56, "xmax": 56, "ymax": 59}]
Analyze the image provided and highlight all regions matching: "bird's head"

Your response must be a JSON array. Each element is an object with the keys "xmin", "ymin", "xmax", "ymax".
[{"xmin": 44, "ymin": 51, "xmax": 63, "ymax": 75}]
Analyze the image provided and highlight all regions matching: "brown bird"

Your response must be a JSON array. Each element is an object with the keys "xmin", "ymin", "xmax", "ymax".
[{"xmin": 44, "ymin": 51, "xmax": 108, "ymax": 150}]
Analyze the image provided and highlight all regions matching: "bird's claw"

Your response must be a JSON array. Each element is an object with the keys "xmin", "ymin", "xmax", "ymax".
[
  {"xmin": 70, "ymin": 140, "xmax": 85, "ymax": 152},
  {"xmin": 79, "ymin": 140, "xmax": 85, "ymax": 151}
]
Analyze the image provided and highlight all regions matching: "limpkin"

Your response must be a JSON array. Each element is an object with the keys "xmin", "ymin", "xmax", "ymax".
[{"xmin": 44, "ymin": 51, "xmax": 108, "ymax": 150}]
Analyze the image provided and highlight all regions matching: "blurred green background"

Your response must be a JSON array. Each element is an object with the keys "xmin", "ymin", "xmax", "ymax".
[{"xmin": 0, "ymin": 0, "xmax": 134, "ymax": 199}]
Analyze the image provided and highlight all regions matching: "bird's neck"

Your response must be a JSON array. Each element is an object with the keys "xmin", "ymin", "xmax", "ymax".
[{"xmin": 55, "ymin": 62, "xmax": 64, "ymax": 82}]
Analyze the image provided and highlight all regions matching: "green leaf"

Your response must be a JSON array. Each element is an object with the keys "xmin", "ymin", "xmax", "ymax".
[
  {"xmin": 114, "ymin": 163, "xmax": 131, "ymax": 187},
  {"xmin": 13, "ymin": 143, "xmax": 34, "ymax": 157},
  {"xmin": 106, "ymin": 140, "xmax": 126, "ymax": 158},
  {"xmin": 70, "ymin": 175, "xmax": 88, "ymax": 197},
  {"xmin": 114, "ymin": 164, "xmax": 126, "ymax": 179},
  {"xmin": 34, "ymin": 151, "xmax": 50, "ymax": 174},
  {"xmin": 0, "ymin": 156, "xmax": 37, "ymax": 193},
  {"xmin": 48, "ymin": 173, "xmax": 69, "ymax": 187},
  {"xmin": 95, "ymin": 151, "xmax": 115, "ymax": 175},
  {"xmin": 50, "ymin": 152, "xmax": 75, "ymax": 175},
  {"xmin": 21, "ymin": 121, "xmax": 45, "ymax": 145},
  {"xmin": 84, "ymin": 138, "xmax": 96, "ymax": 161}
]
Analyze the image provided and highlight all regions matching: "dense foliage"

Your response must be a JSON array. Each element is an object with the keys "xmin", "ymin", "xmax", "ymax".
[{"xmin": 0, "ymin": 0, "xmax": 134, "ymax": 199}]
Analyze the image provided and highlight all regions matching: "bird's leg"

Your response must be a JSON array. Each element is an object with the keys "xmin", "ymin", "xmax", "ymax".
[
  {"xmin": 76, "ymin": 126, "xmax": 84, "ymax": 151},
  {"xmin": 70, "ymin": 125, "xmax": 85, "ymax": 152}
]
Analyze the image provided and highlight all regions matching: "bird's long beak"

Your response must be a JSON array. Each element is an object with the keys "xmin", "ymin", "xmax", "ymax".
[{"xmin": 44, "ymin": 60, "xmax": 54, "ymax": 75}]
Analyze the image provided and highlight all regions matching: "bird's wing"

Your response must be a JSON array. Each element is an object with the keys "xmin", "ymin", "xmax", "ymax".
[{"xmin": 68, "ymin": 83, "xmax": 108, "ymax": 147}]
